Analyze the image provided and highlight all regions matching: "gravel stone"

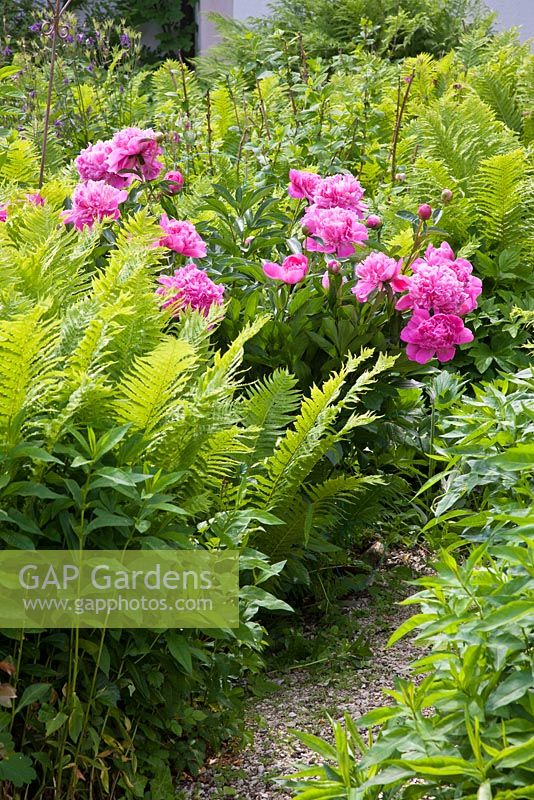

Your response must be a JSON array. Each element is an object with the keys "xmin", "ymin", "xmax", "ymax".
[{"xmin": 177, "ymin": 549, "xmax": 429, "ymax": 799}]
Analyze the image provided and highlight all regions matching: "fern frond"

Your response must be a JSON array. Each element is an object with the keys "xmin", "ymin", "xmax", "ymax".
[
  {"xmin": 198, "ymin": 315, "xmax": 268, "ymax": 395},
  {"xmin": 0, "ymin": 306, "xmax": 59, "ymax": 446},
  {"xmin": 413, "ymin": 95, "xmax": 516, "ymax": 181},
  {"xmin": 474, "ymin": 149, "xmax": 530, "ymax": 251},
  {"xmin": 0, "ymin": 136, "xmax": 39, "ymax": 184},
  {"xmin": 111, "ymin": 336, "xmax": 197, "ymax": 438},
  {"xmin": 472, "ymin": 46, "xmax": 523, "ymax": 132},
  {"xmin": 0, "ymin": 211, "xmax": 95, "ymax": 309},
  {"xmin": 240, "ymin": 370, "xmax": 301, "ymax": 464},
  {"xmin": 252, "ymin": 350, "xmax": 388, "ymax": 510}
]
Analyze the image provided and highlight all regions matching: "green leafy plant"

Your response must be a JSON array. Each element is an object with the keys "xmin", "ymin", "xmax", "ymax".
[
  {"xmin": 0, "ymin": 200, "xmax": 397, "ymax": 797},
  {"xmin": 284, "ymin": 530, "xmax": 534, "ymax": 800}
]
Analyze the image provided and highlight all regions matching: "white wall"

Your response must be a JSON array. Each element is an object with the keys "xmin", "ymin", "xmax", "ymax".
[
  {"xmin": 233, "ymin": 0, "xmax": 273, "ymax": 19},
  {"xmin": 487, "ymin": 0, "xmax": 534, "ymax": 41},
  {"xmin": 197, "ymin": 0, "xmax": 272, "ymax": 53}
]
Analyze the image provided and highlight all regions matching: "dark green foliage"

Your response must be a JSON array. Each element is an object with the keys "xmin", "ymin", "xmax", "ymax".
[{"xmin": 114, "ymin": 0, "xmax": 198, "ymax": 61}]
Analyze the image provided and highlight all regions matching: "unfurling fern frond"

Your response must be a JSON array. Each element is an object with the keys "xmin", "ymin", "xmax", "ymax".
[{"xmin": 111, "ymin": 336, "xmax": 197, "ymax": 439}]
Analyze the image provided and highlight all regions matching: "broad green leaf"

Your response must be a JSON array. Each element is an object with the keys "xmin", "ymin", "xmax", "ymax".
[
  {"xmin": 387, "ymin": 614, "xmax": 435, "ymax": 647},
  {"xmin": 15, "ymin": 683, "xmax": 51, "ymax": 713},
  {"xmin": 0, "ymin": 752, "xmax": 36, "ymax": 787},
  {"xmin": 45, "ymin": 711, "xmax": 68, "ymax": 737},
  {"xmin": 487, "ymin": 669, "xmax": 533, "ymax": 710},
  {"xmin": 289, "ymin": 729, "xmax": 337, "ymax": 760},
  {"xmin": 493, "ymin": 737, "xmax": 534, "ymax": 769},
  {"xmin": 167, "ymin": 633, "xmax": 193, "ymax": 674},
  {"xmin": 480, "ymin": 601, "xmax": 534, "ymax": 631},
  {"xmin": 68, "ymin": 694, "xmax": 84, "ymax": 743}
]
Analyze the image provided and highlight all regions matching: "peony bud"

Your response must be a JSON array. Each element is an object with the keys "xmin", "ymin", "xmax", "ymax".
[
  {"xmin": 418, "ymin": 203, "xmax": 432, "ymax": 221},
  {"xmin": 441, "ymin": 188, "xmax": 453, "ymax": 204},
  {"xmin": 395, "ymin": 172, "xmax": 406, "ymax": 183},
  {"xmin": 366, "ymin": 214, "xmax": 382, "ymax": 229},
  {"xmin": 327, "ymin": 259, "xmax": 341, "ymax": 274},
  {"xmin": 163, "ymin": 170, "xmax": 184, "ymax": 194}
]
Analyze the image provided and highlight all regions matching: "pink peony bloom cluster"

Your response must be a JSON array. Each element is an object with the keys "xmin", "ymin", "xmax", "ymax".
[
  {"xmin": 75, "ymin": 127, "xmax": 163, "ymax": 188},
  {"xmin": 158, "ymin": 215, "xmax": 207, "ymax": 258},
  {"xmin": 0, "ymin": 204, "xmax": 7, "ymax": 222},
  {"xmin": 106, "ymin": 127, "xmax": 163, "ymax": 182},
  {"xmin": 353, "ymin": 252, "xmax": 406, "ymax": 302},
  {"xmin": 75, "ymin": 140, "xmax": 131, "ymax": 189},
  {"xmin": 60, "ymin": 180, "xmax": 128, "ymax": 231},
  {"xmin": 302, "ymin": 206, "xmax": 368, "ymax": 257},
  {"xmin": 263, "ymin": 254, "xmax": 309, "ymax": 284},
  {"xmin": 400, "ymin": 309, "xmax": 474, "ymax": 364},
  {"xmin": 396, "ymin": 242, "xmax": 482, "ymax": 316},
  {"xmin": 25, "ymin": 192, "xmax": 45, "ymax": 206},
  {"xmin": 163, "ymin": 170, "xmax": 184, "ymax": 194},
  {"xmin": 312, "ymin": 174, "xmax": 368, "ymax": 217},
  {"xmin": 289, "ymin": 168, "xmax": 369, "ymax": 258},
  {"xmin": 156, "ymin": 263, "xmax": 224, "ymax": 316},
  {"xmin": 396, "ymin": 242, "xmax": 481, "ymax": 364}
]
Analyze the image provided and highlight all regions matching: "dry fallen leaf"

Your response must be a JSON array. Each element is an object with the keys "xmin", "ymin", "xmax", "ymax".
[
  {"xmin": 0, "ymin": 659, "xmax": 16, "ymax": 676},
  {"xmin": 0, "ymin": 683, "xmax": 17, "ymax": 708}
]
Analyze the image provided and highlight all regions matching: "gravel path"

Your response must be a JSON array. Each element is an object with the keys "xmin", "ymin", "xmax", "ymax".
[{"xmin": 178, "ymin": 551, "xmax": 428, "ymax": 800}]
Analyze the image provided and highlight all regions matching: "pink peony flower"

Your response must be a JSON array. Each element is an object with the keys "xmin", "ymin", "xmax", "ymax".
[
  {"xmin": 25, "ymin": 192, "xmax": 45, "ymax": 206},
  {"xmin": 422, "ymin": 241, "xmax": 456, "ymax": 266},
  {"xmin": 156, "ymin": 263, "xmax": 224, "ymax": 316},
  {"xmin": 0, "ymin": 204, "xmax": 8, "ymax": 222},
  {"xmin": 263, "ymin": 254, "xmax": 309, "ymax": 285},
  {"xmin": 395, "ymin": 262, "xmax": 481, "ymax": 316},
  {"xmin": 105, "ymin": 127, "xmax": 163, "ymax": 182},
  {"xmin": 60, "ymin": 180, "xmax": 129, "ymax": 231},
  {"xmin": 401, "ymin": 309, "xmax": 474, "ymax": 363},
  {"xmin": 353, "ymin": 252, "xmax": 407, "ymax": 303},
  {"xmin": 288, "ymin": 169, "xmax": 322, "ymax": 201},
  {"xmin": 163, "ymin": 170, "xmax": 184, "ymax": 194},
  {"xmin": 75, "ymin": 140, "xmax": 132, "ymax": 189},
  {"xmin": 302, "ymin": 206, "xmax": 368, "ymax": 257},
  {"xmin": 311, "ymin": 174, "xmax": 368, "ymax": 217},
  {"xmin": 400, "ymin": 243, "xmax": 482, "ymax": 315},
  {"xmin": 158, "ymin": 214, "xmax": 207, "ymax": 257}
]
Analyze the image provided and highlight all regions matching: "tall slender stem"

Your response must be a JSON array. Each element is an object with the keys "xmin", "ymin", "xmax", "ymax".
[
  {"xmin": 39, "ymin": 0, "xmax": 60, "ymax": 188},
  {"xmin": 38, "ymin": 0, "xmax": 73, "ymax": 188},
  {"xmin": 390, "ymin": 70, "xmax": 415, "ymax": 184}
]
